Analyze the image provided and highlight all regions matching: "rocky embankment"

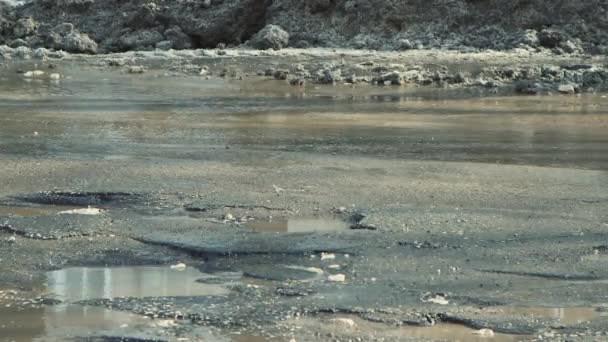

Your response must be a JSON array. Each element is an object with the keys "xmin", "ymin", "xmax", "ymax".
[
  {"xmin": 1, "ymin": 0, "xmax": 608, "ymax": 94},
  {"xmin": 1, "ymin": 0, "xmax": 608, "ymax": 54}
]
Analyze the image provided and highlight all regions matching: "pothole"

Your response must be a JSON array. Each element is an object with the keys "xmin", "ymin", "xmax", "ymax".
[
  {"xmin": 486, "ymin": 306, "xmax": 606, "ymax": 325},
  {"xmin": 45, "ymin": 265, "xmax": 231, "ymax": 302},
  {"xmin": 247, "ymin": 218, "xmax": 350, "ymax": 233},
  {"xmin": 0, "ymin": 303, "xmax": 154, "ymax": 342},
  {"xmin": 288, "ymin": 314, "xmax": 525, "ymax": 342}
]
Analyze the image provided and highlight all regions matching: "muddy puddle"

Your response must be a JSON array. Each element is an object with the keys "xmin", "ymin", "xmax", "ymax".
[
  {"xmin": 1, "ymin": 265, "xmax": 235, "ymax": 341},
  {"xmin": 46, "ymin": 265, "xmax": 231, "ymax": 302},
  {"xmin": 0, "ymin": 304, "xmax": 153, "ymax": 342},
  {"xmin": 0, "ymin": 66, "xmax": 606, "ymax": 170},
  {"xmin": 248, "ymin": 218, "xmax": 350, "ymax": 233}
]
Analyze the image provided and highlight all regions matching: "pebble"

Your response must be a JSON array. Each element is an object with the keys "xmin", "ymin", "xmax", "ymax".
[
  {"xmin": 472, "ymin": 328, "xmax": 495, "ymax": 337},
  {"xmin": 7, "ymin": 236, "xmax": 16, "ymax": 243},
  {"xmin": 328, "ymin": 274, "xmax": 346, "ymax": 282},
  {"xmin": 49, "ymin": 73, "xmax": 60, "ymax": 80},
  {"xmin": 425, "ymin": 294, "xmax": 449, "ymax": 305},
  {"xmin": 321, "ymin": 252, "xmax": 336, "ymax": 260},
  {"xmin": 58, "ymin": 207, "xmax": 104, "ymax": 215},
  {"xmin": 128, "ymin": 66, "xmax": 145, "ymax": 74},
  {"xmin": 170, "ymin": 263, "xmax": 187, "ymax": 270}
]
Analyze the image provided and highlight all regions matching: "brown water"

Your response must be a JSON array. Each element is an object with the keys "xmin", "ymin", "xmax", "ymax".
[
  {"xmin": 0, "ymin": 65, "xmax": 606, "ymax": 171},
  {"xmin": 0, "ymin": 265, "xmax": 232, "ymax": 341},
  {"xmin": 0, "ymin": 304, "xmax": 152, "ymax": 342}
]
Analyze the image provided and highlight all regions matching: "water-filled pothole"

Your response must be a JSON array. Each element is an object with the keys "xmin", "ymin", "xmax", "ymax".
[
  {"xmin": 247, "ymin": 218, "xmax": 350, "ymax": 233},
  {"xmin": 46, "ymin": 265, "xmax": 231, "ymax": 302}
]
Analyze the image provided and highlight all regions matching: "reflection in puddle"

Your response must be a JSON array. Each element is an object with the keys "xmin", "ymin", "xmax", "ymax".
[
  {"xmin": 401, "ymin": 323, "xmax": 522, "ymax": 342},
  {"xmin": 490, "ymin": 306, "xmax": 605, "ymax": 325},
  {"xmin": 0, "ymin": 304, "xmax": 152, "ymax": 342},
  {"xmin": 46, "ymin": 266, "xmax": 231, "ymax": 302},
  {"xmin": 248, "ymin": 218, "xmax": 350, "ymax": 233}
]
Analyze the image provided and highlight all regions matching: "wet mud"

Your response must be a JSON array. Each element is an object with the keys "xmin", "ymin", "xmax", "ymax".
[{"xmin": 0, "ymin": 62, "xmax": 607, "ymax": 341}]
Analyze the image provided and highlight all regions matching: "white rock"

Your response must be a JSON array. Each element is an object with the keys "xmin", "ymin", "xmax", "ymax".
[
  {"xmin": 331, "ymin": 317, "xmax": 356, "ymax": 328},
  {"xmin": 472, "ymin": 328, "xmax": 495, "ymax": 337},
  {"xmin": 425, "ymin": 294, "xmax": 449, "ymax": 305},
  {"xmin": 321, "ymin": 252, "xmax": 336, "ymax": 260},
  {"xmin": 199, "ymin": 68, "xmax": 208, "ymax": 76},
  {"xmin": 328, "ymin": 274, "xmax": 346, "ymax": 282},
  {"xmin": 224, "ymin": 213, "xmax": 234, "ymax": 221},
  {"xmin": 327, "ymin": 264, "xmax": 341, "ymax": 269},
  {"xmin": 49, "ymin": 73, "xmax": 60, "ymax": 80},
  {"xmin": 304, "ymin": 267, "xmax": 324, "ymax": 274},
  {"xmin": 128, "ymin": 66, "xmax": 145, "ymax": 74},
  {"xmin": 170, "ymin": 263, "xmax": 187, "ymax": 270},
  {"xmin": 23, "ymin": 71, "xmax": 33, "ymax": 78},
  {"xmin": 558, "ymin": 84, "xmax": 575, "ymax": 94},
  {"xmin": 7, "ymin": 236, "xmax": 16, "ymax": 243},
  {"xmin": 58, "ymin": 207, "xmax": 104, "ymax": 215}
]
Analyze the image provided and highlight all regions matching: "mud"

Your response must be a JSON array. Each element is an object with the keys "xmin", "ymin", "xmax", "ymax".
[{"xmin": 1, "ymin": 53, "xmax": 608, "ymax": 341}]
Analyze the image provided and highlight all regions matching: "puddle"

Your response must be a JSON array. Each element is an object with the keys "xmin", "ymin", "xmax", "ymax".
[
  {"xmin": 248, "ymin": 218, "xmax": 350, "ymax": 233},
  {"xmin": 400, "ymin": 323, "xmax": 523, "ymax": 342},
  {"xmin": 0, "ymin": 304, "xmax": 152, "ymax": 342},
  {"xmin": 46, "ymin": 266, "xmax": 231, "ymax": 302},
  {"xmin": 290, "ymin": 315, "xmax": 525, "ymax": 342},
  {"xmin": 489, "ymin": 306, "xmax": 606, "ymax": 325}
]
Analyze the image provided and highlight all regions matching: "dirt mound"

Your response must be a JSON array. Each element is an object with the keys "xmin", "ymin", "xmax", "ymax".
[{"xmin": 1, "ymin": 0, "xmax": 607, "ymax": 54}]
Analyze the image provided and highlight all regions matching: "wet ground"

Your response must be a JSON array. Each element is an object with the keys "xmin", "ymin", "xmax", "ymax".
[{"xmin": 0, "ymin": 58, "xmax": 607, "ymax": 341}]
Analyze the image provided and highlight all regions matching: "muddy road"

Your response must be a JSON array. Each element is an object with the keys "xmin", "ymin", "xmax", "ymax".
[{"xmin": 0, "ymin": 58, "xmax": 607, "ymax": 341}]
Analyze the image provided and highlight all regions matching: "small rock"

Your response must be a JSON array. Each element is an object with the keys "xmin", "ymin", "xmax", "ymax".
[
  {"xmin": 472, "ymin": 328, "xmax": 495, "ymax": 337},
  {"xmin": 558, "ymin": 84, "xmax": 576, "ymax": 94},
  {"xmin": 328, "ymin": 274, "xmax": 346, "ymax": 282},
  {"xmin": 273, "ymin": 69, "xmax": 289, "ymax": 80},
  {"xmin": 424, "ymin": 294, "xmax": 449, "ymax": 305},
  {"xmin": 224, "ymin": 213, "xmax": 234, "ymax": 221},
  {"xmin": 23, "ymin": 70, "xmax": 44, "ymax": 78},
  {"xmin": 321, "ymin": 252, "xmax": 336, "ymax": 260},
  {"xmin": 128, "ymin": 66, "xmax": 145, "ymax": 74},
  {"xmin": 58, "ymin": 207, "xmax": 103, "ymax": 215},
  {"xmin": 170, "ymin": 263, "xmax": 187, "ymax": 270},
  {"xmin": 289, "ymin": 77, "xmax": 305, "ymax": 86},
  {"xmin": 49, "ymin": 73, "xmax": 60, "ymax": 80},
  {"xmin": 249, "ymin": 24, "xmax": 289, "ymax": 50},
  {"xmin": 7, "ymin": 236, "xmax": 16, "ymax": 243}
]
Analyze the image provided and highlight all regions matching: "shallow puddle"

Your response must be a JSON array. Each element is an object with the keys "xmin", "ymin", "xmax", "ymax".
[
  {"xmin": 247, "ymin": 218, "xmax": 350, "ymax": 233},
  {"xmin": 0, "ymin": 304, "xmax": 154, "ymax": 342},
  {"xmin": 46, "ymin": 265, "xmax": 230, "ymax": 302},
  {"xmin": 401, "ymin": 323, "xmax": 523, "ymax": 342},
  {"xmin": 291, "ymin": 315, "xmax": 525, "ymax": 342},
  {"xmin": 490, "ymin": 306, "xmax": 606, "ymax": 325}
]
